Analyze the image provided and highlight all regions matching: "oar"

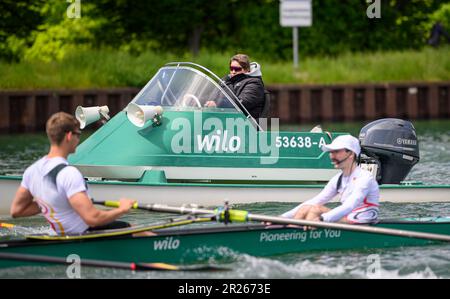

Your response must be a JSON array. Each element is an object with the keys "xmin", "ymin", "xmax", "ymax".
[
  {"xmin": 0, "ymin": 252, "xmax": 227, "ymax": 272},
  {"xmin": 95, "ymin": 200, "xmax": 450, "ymax": 243},
  {"xmin": 0, "ymin": 222, "xmax": 36, "ymax": 235},
  {"xmin": 0, "ymin": 222, "xmax": 16, "ymax": 229}
]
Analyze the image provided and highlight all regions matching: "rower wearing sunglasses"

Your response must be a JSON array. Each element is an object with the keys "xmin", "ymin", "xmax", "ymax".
[
  {"xmin": 10, "ymin": 112, "xmax": 136, "ymax": 236},
  {"xmin": 205, "ymin": 54, "xmax": 266, "ymax": 120}
]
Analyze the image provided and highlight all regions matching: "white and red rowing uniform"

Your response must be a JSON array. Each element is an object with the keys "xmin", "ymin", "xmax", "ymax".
[
  {"xmin": 21, "ymin": 156, "xmax": 89, "ymax": 235},
  {"xmin": 282, "ymin": 166, "xmax": 379, "ymax": 223}
]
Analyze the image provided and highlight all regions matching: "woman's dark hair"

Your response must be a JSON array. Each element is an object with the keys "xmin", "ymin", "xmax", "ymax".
[{"xmin": 230, "ymin": 54, "xmax": 251, "ymax": 72}]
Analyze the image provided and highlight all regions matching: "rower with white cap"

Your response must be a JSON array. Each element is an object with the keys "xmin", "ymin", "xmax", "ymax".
[{"xmin": 282, "ymin": 134, "xmax": 380, "ymax": 224}]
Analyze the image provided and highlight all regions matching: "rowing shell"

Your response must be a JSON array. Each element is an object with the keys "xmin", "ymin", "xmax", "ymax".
[
  {"xmin": 1, "ymin": 176, "xmax": 450, "ymax": 215},
  {"xmin": 1, "ymin": 217, "xmax": 449, "ymax": 269}
]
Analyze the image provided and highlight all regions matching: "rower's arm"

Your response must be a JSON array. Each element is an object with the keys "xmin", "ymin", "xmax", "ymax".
[
  {"xmin": 69, "ymin": 192, "xmax": 135, "ymax": 227},
  {"xmin": 321, "ymin": 178, "xmax": 371, "ymax": 222},
  {"xmin": 281, "ymin": 175, "xmax": 340, "ymax": 218},
  {"xmin": 10, "ymin": 186, "xmax": 41, "ymax": 218},
  {"xmin": 302, "ymin": 179, "xmax": 339, "ymax": 206}
]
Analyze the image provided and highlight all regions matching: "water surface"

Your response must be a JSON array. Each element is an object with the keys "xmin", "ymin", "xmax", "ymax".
[{"xmin": 0, "ymin": 120, "xmax": 449, "ymax": 278}]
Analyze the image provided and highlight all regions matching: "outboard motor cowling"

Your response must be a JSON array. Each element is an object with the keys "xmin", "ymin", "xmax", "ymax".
[{"xmin": 359, "ymin": 118, "xmax": 420, "ymax": 184}]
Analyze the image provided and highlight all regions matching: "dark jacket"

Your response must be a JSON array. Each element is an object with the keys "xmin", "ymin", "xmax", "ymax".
[{"xmin": 223, "ymin": 73, "xmax": 265, "ymax": 120}]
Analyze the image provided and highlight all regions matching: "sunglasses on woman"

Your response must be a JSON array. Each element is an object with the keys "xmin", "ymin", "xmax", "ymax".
[{"xmin": 229, "ymin": 66, "xmax": 243, "ymax": 72}]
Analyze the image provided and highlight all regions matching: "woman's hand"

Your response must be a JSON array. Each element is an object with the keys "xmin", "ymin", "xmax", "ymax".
[{"xmin": 204, "ymin": 101, "xmax": 217, "ymax": 107}]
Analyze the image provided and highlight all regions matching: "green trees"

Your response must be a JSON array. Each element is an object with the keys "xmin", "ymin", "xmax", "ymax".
[
  {"xmin": 0, "ymin": 0, "xmax": 44, "ymax": 61},
  {"xmin": 425, "ymin": 3, "xmax": 450, "ymax": 42},
  {"xmin": 0, "ymin": 0, "xmax": 448, "ymax": 62}
]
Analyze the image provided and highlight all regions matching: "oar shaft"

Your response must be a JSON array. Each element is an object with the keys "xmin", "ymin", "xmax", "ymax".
[
  {"xmin": 123, "ymin": 202, "xmax": 450, "ymax": 243},
  {"xmin": 246, "ymin": 214, "xmax": 450, "ymax": 242},
  {"xmin": 0, "ymin": 252, "xmax": 138, "ymax": 270},
  {"xmin": 138, "ymin": 203, "xmax": 214, "ymax": 215},
  {"xmin": 0, "ymin": 252, "xmax": 227, "ymax": 272},
  {"xmin": 98, "ymin": 200, "xmax": 214, "ymax": 215},
  {"xmin": 96, "ymin": 200, "xmax": 450, "ymax": 242}
]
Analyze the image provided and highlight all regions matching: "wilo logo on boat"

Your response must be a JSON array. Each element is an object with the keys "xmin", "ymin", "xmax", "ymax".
[
  {"xmin": 154, "ymin": 237, "xmax": 180, "ymax": 250},
  {"xmin": 197, "ymin": 130, "xmax": 241, "ymax": 153},
  {"xmin": 170, "ymin": 112, "xmax": 280, "ymax": 165}
]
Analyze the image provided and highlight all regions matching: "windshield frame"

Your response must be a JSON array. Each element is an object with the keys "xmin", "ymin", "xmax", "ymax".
[{"xmin": 128, "ymin": 62, "xmax": 263, "ymax": 131}]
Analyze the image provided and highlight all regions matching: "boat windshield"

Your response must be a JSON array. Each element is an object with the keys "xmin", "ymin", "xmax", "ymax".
[{"xmin": 132, "ymin": 65, "xmax": 240, "ymax": 113}]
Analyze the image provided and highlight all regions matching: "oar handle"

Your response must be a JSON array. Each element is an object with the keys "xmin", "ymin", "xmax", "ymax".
[
  {"xmin": 214, "ymin": 208, "xmax": 249, "ymax": 222},
  {"xmin": 98, "ymin": 200, "xmax": 249, "ymax": 222},
  {"xmin": 98, "ymin": 200, "xmax": 139, "ymax": 209},
  {"xmin": 0, "ymin": 222, "xmax": 16, "ymax": 229}
]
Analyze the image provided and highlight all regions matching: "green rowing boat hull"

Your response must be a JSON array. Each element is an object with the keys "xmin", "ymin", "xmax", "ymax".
[{"xmin": 1, "ymin": 219, "xmax": 449, "ymax": 269}]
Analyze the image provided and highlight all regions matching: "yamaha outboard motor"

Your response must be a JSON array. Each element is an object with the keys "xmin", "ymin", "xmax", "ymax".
[{"xmin": 359, "ymin": 118, "xmax": 420, "ymax": 184}]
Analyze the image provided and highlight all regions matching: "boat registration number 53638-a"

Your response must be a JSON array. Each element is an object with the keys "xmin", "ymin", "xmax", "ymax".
[{"xmin": 275, "ymin": 136, "xmax": 327, "ymax": 149}]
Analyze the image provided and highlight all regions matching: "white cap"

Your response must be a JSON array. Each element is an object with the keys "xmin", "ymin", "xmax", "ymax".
[{"xmin": 321, "ymin": 135, "xmax": 361, "ymax": 156}]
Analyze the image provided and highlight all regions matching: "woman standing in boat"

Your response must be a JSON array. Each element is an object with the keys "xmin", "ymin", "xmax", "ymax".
[
  {"xmin": 282, "ymin": 135, "xmax": 380, "ymax": 224},
  {"xmin": 205, "ymin": 54, "xmax": 266, "ymax": 120},
  {"xmin": 10, "ymin": 112, "xmax": 136, "ymax": 235}
]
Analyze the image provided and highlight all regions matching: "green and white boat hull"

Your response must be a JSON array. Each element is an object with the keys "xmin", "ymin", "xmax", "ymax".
[
  {"xmin": 1, "ymin": 176, "xmax": 449, "ymax": 214},
  {"xmin": 1, "ymin": 218, "xmax": 449, "ymax": 269}
]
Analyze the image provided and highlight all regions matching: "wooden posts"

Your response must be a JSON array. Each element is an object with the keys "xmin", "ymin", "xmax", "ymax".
[
  {"xmin": 0, "ymin": 88, "xmax": 139, "ymax": 133},
  {"xmin": 270, "ymin": 82, "xmax": 450, "ymax": 125},
  {"xmin": 0, "ymin": 83, "xmax": 449, "ymax": 132}
]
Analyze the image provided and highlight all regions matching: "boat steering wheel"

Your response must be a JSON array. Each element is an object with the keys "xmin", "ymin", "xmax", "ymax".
[{"xmin": 182, "ymin": 94, "xmax": 202, "ymax": 108}]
